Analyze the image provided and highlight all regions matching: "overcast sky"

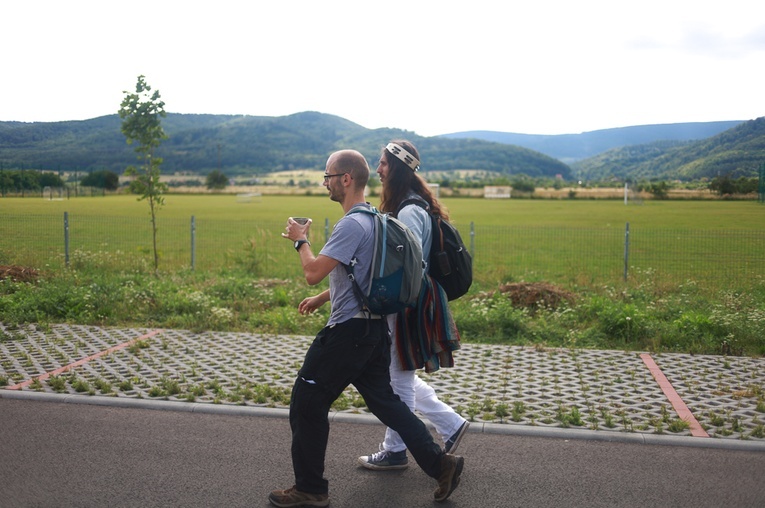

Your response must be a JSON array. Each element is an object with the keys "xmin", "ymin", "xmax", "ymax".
[{"xmin": 2, "ymin": 0, "xmax": 763, "ymax": 136}]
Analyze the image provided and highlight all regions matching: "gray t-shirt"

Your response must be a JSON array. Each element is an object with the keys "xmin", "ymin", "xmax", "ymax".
[{"xmin": 319, "ymin": 205, "xmax": 376, "ymax": 326}]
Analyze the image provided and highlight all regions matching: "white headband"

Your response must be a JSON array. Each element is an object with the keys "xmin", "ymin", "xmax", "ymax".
[{"xmin": 386, "ymin": 143, "xmax": 420, "ymax": 171}]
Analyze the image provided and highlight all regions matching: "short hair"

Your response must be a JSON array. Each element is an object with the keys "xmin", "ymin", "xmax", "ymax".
[{"xmin": 330, "ymin": 149, "xmax": 369, "ymax": 189}]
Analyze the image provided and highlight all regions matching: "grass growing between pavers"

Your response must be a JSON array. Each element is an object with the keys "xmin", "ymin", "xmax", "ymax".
[{"xmin": 2, "ymin": 324, "xmax": 765, "ymax": 440}]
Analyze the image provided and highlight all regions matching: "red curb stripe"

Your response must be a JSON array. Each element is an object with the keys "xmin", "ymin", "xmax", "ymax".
[
  {"xmin": 640, "ymin": 353, "xmax": 709, "ymax": 438},
  {"xmin": 7, "ymin": 329, "xmax": 162, "ymax": 391}
]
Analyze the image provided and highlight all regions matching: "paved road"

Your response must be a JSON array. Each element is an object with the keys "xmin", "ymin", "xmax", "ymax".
[{"xmin": 2, "ymin": 398, "xmax": 764, "ymax": 508}]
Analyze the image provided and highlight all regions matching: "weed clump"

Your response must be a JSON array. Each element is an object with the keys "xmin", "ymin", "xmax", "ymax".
[
  {"xmin": 0, "ymin": 265, "xmax": 39, "ymax": 283},
  {"xmin": 496, "ymin": 282, "xmax": 575, "ymax": 313}
]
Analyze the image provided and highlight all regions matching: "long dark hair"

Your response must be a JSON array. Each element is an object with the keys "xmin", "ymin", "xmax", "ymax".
[{"xmin": 379, "ymin": 140, "xmax": 449, "ymax": 220}]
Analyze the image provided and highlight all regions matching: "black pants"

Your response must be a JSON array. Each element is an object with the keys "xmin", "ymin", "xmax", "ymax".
[{"xmin": 289, "ymin": 318, "xmax": 444, "ymax": 494}]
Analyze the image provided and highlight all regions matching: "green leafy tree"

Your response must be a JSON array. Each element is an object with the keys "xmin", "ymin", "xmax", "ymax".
[
  {"xmin": 206, "ymin": 170, "xmax": 228, "ymax": 190},
  {"xmin": 735, "ymin": 176, "xmax": 758, "ymax": 194},
  {"xmin": 119, "ymin": 75, "xmax": 168, "ymax": 271},
  {"xmin": 511, "ymin": 174, "xmax": 536, "ymax": 194},
  {"xmin": 648, "ymin": 181, "xmax": 670, "ymax": 200},
  {"xmin": 0, "ymin": 169, "xmax": 47, "ymax": 191},
  {"xmin": 710, "ymin": 174, "xmax": 736, "ymax": 196},
  {"xmin": 710, "ymin": 175, "xmax": 759, "ymax": 195},
  {"xmin": 81, "ymin": 170, "xmax": 120, "ymax": 190},
  {"xmin": 0, "ymin": 170, "xmax": 12, "ymax": 195},
  {"xmin": 39, "ymin": 172, "xmax": 65, "ymax": 188}
]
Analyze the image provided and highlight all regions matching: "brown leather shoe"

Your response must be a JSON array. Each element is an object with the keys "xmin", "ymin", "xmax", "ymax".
[
  {"xmin": 268, "ymin": 485, "xmax": 329, "ymax": 507},
  {"xmin": 434, "ymin": 453, "xmax": 464, "ymax": 502}
]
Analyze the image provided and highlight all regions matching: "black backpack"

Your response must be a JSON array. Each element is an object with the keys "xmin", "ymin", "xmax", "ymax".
[{"xmin": 399, "ymin": 198, "xmax": 473, "ymax": 300}]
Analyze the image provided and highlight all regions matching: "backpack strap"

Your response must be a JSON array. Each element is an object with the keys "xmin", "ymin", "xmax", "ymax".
[
  {"xmin": 344, "ymin": 205, "xmax": 378, "ymax": 280},
  {"xmin": 397, "ymin": 196, "xmax": 429, "ymax": 217},
  {"xmin": 344, "ymin": 205, "xmax": 377, "ymax": 281},
  {"xmin": 398, "ymin": 196, "xmax": 443, "ymax": 261},
  {"xmin": 347, "ymin": 203, "xmax": 378, "ymax": 217},
  {"xmin": 345, "ymin": 256, "xmax": 374, "ymax": 316},
  {"xmin": 343, "ymin": 205, "xmax": 378, "ymax": 315}
]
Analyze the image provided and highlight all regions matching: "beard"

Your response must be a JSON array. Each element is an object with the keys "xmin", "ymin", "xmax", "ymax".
[{"xmin": 328, "ymin": 185, "xmax": 344, "ymax": 203}]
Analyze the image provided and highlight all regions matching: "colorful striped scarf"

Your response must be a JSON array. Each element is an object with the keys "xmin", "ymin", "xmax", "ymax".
[{"xmin": 395, "ymin": 275, "xmax": 461, "ymax": 373}]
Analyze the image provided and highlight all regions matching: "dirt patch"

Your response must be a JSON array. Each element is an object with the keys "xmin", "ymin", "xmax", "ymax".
[
  {"xmin": 494, "ymin": 282, "xmax": 575, "ymax": 312},
  {"xmin": 0, "ymin": 265, "xmax": 40, "ymax": 283}
]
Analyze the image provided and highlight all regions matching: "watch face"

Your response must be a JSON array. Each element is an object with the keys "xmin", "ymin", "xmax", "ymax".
[{"xmin": 294, "ymin": 241, "xmax": 300, "ymax": 248}]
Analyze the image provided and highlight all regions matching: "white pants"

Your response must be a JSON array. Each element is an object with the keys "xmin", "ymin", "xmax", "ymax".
[{"xmin": 383, "ymin": 315, "xmax": 466, "ymax": 453}]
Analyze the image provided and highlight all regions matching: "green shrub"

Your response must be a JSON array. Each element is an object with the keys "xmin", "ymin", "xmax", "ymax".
[
  {"xmin": 454, "ymin": 294, "xmax": 528, "ymax": 343},
  {"xmin": 1, "ymin": 264, "xmax": 763, "ymax": 356}
]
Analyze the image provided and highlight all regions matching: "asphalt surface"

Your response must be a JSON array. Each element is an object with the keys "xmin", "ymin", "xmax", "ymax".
[
  {"xmin": 2, "ymin": 397, "xmax": 765, "ymax": 508},
  {"xmin": 2, "ymin": 323, "xmax": 765, "ymax": 506}
]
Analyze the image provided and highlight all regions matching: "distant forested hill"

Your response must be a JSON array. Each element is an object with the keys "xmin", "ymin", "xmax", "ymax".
[
  {"xmin": 571, "ymin": 117, "xmax": 765, "ymax": 181},
  {"xmin": 440, "ymin": 121, "xmax": 745, "ymax": 163},
  {"xmin": 0, "ymin": 112, "xmax": 572, "ymax": 179}
]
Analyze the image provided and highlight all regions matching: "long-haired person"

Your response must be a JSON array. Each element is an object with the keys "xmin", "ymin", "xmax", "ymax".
[{"xmin": 358, "ymin": 140, "xmax": 468, "ymax": 470}]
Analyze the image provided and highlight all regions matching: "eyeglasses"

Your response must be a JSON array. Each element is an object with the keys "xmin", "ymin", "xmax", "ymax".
[{"xmin": 323, "ymin": 173, "xmax": 346, "ymax": 182}]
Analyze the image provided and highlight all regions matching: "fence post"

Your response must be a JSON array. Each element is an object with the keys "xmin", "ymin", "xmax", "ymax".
[
  {"xmin": 325, "ymin": 218, "xmax": 330, "ymax": 243},
  {"xmin": 470, "ymin": 221, "xmax": 475, "ymax": 258},
  {"xmin": 624, "ymin": 222, "xmax": 630, "ymax": 281},
  {"xmin": 64, "ymin": 212, "xmax": 70, "ymax": 267},
  {"xmin": 191, "ymin": 215, "xmax": 196, "ymax": 271}
]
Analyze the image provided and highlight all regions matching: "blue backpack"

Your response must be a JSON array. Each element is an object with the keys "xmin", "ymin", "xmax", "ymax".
[{"xmin": 344, "ymin": 205, "xmax": 424, "ymax": 315}]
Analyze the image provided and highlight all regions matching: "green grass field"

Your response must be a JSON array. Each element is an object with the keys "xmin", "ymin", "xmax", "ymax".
[
  {"xmin": 2, "ymin": 195, "xmax": 763, "ymax": 288},
  {"xmin": 5, "ymin": 193, "xmax": 764, "ymax": 227},
  {"xmin": 2, "ymin": 195, "xmax": 764, "ymax": 355}
]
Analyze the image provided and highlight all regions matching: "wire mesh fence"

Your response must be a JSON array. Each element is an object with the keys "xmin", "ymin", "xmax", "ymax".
[
  {"xmin": 470, "ymin": 225, "xmax": 627, "ymax": 286},
  {"xmin": 471, "ymin": 223, "xmax": 765, "ymax": 289},
  {"xmin": 1, "ymin": 213, "xmax": 763, "ymax": 290}
]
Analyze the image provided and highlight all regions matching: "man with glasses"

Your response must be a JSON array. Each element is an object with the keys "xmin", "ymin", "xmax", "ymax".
[{"xmin": 271, "ymin": 149, "xmax": 464, "ymax": 507}]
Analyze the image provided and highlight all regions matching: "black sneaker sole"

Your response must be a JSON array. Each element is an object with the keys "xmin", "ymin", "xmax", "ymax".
[
  {"xmin": 445, "ymin": 421, "xmax": 470, "ymax": 454},
  {"xmin": 357, "ymin": 457, "xmax": 410, "ymax": 470}
]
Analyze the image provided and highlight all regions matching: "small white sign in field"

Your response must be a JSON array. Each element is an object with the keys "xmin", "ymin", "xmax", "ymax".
[{"xmin": 484, "ymin": 186, "xmax": 511, "ymax": 199}]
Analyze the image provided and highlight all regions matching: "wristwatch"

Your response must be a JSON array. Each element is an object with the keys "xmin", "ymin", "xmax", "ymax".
[{"xmin": 294, "ymin": 239, "xmax": 311, "ymax": 251}]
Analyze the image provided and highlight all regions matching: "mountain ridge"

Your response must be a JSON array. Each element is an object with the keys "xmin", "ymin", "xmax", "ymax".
[
  {"xmin": 1, "ymin": 113, "xmax": 762, "ymax": 182},
  {"xmin": 438, "ymin": 121, "xmax": 746, "ymax": 163},
  {"xmin": 0, "ymin": 112, "xmax": 571, "ymax": 179},
  {"xmin": 571, "ymin": 117, "xmax": 765, "ymax": 181}
]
